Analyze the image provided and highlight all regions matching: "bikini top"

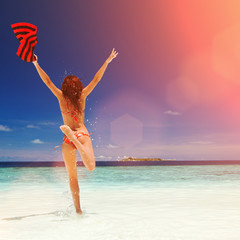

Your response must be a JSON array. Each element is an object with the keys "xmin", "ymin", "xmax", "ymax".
[{"xmin": 61, "ymin": 102, "xmax": 84, "ymax": 123}]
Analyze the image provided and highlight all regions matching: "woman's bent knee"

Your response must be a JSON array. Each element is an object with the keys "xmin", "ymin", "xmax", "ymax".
[
  {"xmin": 88, "ymin": 167, "xmax": 95, "ymax": 171},
  {"xmin": 87, "ymin": 163, "xmax": 95, "ymax": 171}
]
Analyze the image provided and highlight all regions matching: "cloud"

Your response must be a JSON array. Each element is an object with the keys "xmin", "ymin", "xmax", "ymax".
[
  {"xmin": 96, "ymin": 155, "xmax": 112, "ymax": 159},
  {"xmin": 0, "ymin": 124, "xmax": 12, "ymax": 132},
  {"xmin": 164, "ymin": 110, "xmax": 181, "ymax": 116},
  {"xmin": 27, "ymin": 124, "xmax": 40, "ymax": 129},
  {"xmin": 38, "ymin": 121, "xmax": 58, "ymax": 126},
  {"xmin": 107, "ymin": 144, "xmax": 120, "ymax": 149},
  {"xmin": 31, "ymin": 139, "xmax": 44, "ymax": 144}
]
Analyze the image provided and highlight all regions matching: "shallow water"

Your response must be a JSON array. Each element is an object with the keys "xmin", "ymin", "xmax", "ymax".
[{"xmin": 1, "ymin": 165, "xmax": 240, "ymax": 240}]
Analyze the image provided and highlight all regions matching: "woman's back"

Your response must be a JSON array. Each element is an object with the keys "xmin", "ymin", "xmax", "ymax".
[{"xmin": 58, "ymin": 94, "xmax": 86, "ymax": 130}]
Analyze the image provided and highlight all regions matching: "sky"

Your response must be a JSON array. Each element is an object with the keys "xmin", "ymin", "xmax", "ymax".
[{"xmin": 1, "ymin": 0, "xmax": 240, "ymax": 161}]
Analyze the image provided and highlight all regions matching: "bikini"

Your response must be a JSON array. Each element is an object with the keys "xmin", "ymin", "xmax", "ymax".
[
  {"xmin": 54, "ymin": 104, "xmax": 92, "ymax": 151},
  {"xmin": 61, "ymin": 131, "xmax": 92, "ymax": 150},
  {"xmin": 61, "ymin": 108, "xmax": 84, "ymax": 123}
]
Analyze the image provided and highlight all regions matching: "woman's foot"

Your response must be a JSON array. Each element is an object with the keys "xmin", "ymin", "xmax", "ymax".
[
  {"xmin": 60, "ymin": 125, "xmax": 81, "ymax": 145},
  {"xmin": 76, "ymin": 209, "xmax": 83, "ymax": 215},
  {"xmin": 60, "ymin": 125, "xmax": 83, "ymax": 150},
  {"xmin": 60, "ymin": 125, "xmax": 72, "ymax": 136}
]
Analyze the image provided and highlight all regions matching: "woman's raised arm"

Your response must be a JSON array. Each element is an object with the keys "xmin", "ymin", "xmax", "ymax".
[
  {"xmin": 82, "ymin": 48, "xmax": 118, "ymax": 97},
  {"xmin": 33, "ymin": 55, "xmax": 62, "ymax": 99}
]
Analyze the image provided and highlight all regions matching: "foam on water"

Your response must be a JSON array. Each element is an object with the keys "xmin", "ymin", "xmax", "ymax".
[{"xmin": 1, "ymin": 165, "xmax": 240, "ymax": 240}]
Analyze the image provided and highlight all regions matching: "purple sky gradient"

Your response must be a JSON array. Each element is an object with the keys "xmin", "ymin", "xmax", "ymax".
[{"xmin": 1, "ymin": 0, "xmax": 240, "ymax": 161}]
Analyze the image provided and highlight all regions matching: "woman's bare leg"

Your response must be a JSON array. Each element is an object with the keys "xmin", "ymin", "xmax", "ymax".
[
  {"xmin": 62, "ymin": 142, "xmax": 82, "ymax": 214},
  {"xmin": 60, "ymin": 125, "xmax": 95, "ymax": 171}
]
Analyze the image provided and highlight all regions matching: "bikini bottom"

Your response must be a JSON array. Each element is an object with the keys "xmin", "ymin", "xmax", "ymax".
[
  {"xmin": 54, "ymin": 131, "xmax": 92, "ymax": 151},
  {"xmin": 63, "ymin": 131, "xmax": 91, "ymax": 149}
]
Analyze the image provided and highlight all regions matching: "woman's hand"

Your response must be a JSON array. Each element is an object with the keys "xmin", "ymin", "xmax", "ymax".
[
  {"xmin": 106, "ymin": 48, "xmax": 118, "ymax": 64},
  {"xmin": 32, "ymin": 54, "xmax": 38, "ymax": 64}
]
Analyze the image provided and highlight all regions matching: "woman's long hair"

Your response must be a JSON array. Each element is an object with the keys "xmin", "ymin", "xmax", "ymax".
[{"xmin": 61, "ymin": 75, "xmax": 84, "ymax": 112}]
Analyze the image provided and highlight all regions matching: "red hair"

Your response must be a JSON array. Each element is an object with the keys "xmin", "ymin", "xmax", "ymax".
[{"xmin": 61, "ymin": 75, "xmax": 84, "ymax": 112}]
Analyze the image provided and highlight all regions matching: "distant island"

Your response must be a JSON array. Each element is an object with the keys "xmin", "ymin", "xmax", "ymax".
[{"xmin": 121, "ymin": 157, "xmax": 163, "ymax": 161}]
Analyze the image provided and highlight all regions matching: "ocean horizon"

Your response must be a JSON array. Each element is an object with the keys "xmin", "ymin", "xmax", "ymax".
[{"xmin": 1, "ymin": 159, "xmax": 240, "ymax": 167}]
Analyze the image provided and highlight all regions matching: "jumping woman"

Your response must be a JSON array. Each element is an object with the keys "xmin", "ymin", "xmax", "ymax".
[{"xmin": 33, "ymin": 48, "xmax": 118, "ymax": 214}]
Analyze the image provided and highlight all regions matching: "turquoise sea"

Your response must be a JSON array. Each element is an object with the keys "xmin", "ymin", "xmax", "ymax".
[{"xmin": 1, "ymin": 165, "xmax": 240, "ymax": 240}]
